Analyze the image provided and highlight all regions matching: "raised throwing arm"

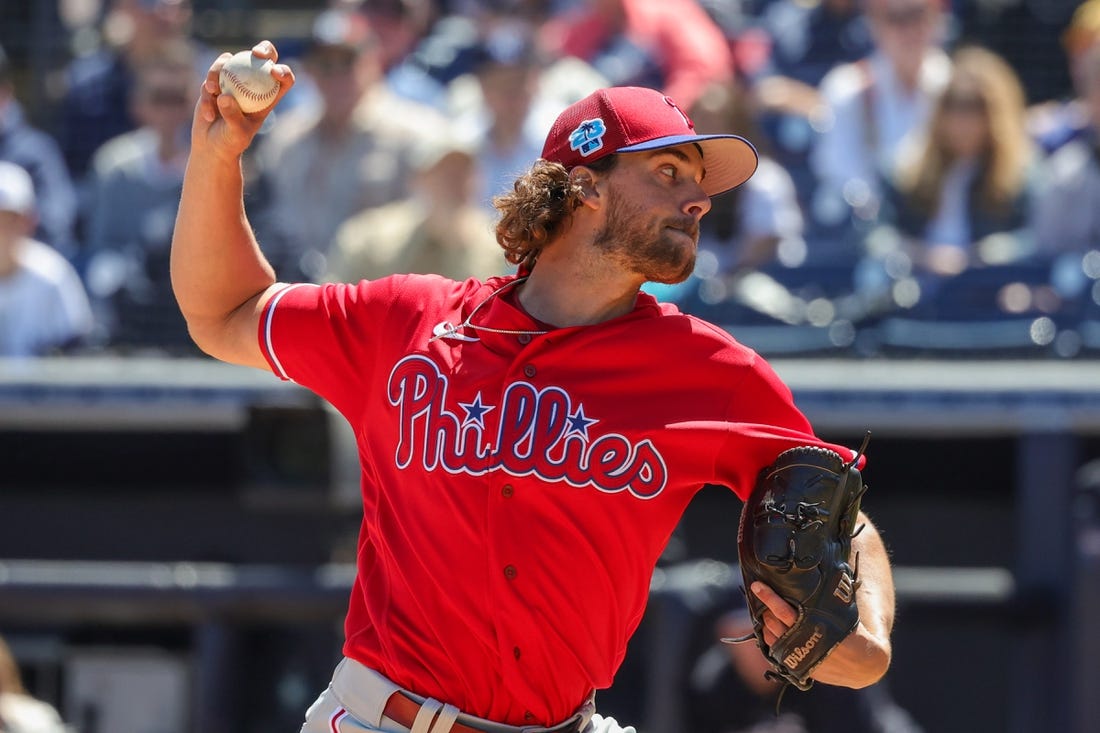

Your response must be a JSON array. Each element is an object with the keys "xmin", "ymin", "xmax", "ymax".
[{"xmin": 170, "ymin": 41, "xmax": 295, "ymax": 369}]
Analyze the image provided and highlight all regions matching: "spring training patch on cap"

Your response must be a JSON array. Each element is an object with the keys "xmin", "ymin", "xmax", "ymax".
[{"xmin": 569, "ymin": 119, "xmax": 607, "ymax": 157}]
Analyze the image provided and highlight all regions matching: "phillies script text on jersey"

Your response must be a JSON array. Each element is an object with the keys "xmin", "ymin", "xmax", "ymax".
[{"xmin": 387, "ymin": 355, "xmax": 669, "ymax": 499}]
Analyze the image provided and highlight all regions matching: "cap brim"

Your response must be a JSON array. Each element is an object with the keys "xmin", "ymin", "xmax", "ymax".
[{"xmin": 617, "ymin": 133, "xmax": 759, "ymax": 196}]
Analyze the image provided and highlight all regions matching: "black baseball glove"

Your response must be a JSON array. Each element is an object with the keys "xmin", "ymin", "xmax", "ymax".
[{"xmin": 725, "ymin": 440, "xmax": 869, "ymax": 692}]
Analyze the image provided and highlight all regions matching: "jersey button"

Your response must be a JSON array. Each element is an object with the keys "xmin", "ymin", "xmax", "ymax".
[
  {"xmin": 504, "ymin": 564, "xmax": 518, "ymax": 580},
  {"xmin": 525, "ymin": 712, "xmax": 536, "ymax": 722},
  {"xmin": 517, "ymin": 333, "xmax": 532, "ymax": 345},
  {"xmin": 502, "ymin": 484, "xmax": 514, "ymax": 498},
  {"xmin": 523, "ymin": 364, "xmax": 537, "ymax": 378},
  {"xmin": 513, "ymin": 646, "xmax": 522, "ymax": 660}
]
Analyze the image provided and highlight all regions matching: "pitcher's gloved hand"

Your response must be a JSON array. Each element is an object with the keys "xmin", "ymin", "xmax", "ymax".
[{"xmin": 727, "ymin": 443, "xmax": 868, "ymax": 691}]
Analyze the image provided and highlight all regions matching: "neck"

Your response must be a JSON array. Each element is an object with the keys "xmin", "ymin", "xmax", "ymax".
[
  {"xmin": 889, "ymin": 53, "xmax": 925, "ymax": 93},
  {"xmin": 516, "ymin": 245, "xmax": 643, "ymax": 328}
]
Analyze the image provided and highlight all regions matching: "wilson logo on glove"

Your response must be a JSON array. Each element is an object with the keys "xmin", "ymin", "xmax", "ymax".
[{"xmin": 782, "ymin": 626, "xmax": 825, "ymax": 669}]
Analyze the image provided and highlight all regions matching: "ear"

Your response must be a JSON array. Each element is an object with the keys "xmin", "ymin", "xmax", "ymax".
[{"xmin": 569, "ymin": 167, "xmax": 602, "ymax": 211}]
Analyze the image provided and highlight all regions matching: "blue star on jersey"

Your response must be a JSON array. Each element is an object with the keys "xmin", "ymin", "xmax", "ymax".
[
  {"xmin": 566, "ymin": 405, "xmax": 598, "ymax": 440},
  {"xmin": 569, "ymin": 118, "xmax": 607, "ymax": 157},
  {"xmin": 458, "ymin": 392, "xmax": 494, "ymax": 428}
]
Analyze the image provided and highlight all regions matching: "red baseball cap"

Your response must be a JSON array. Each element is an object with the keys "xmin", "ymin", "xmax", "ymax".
[{"xmin": 540, "ymin": 86, "xmax": 759, "ymax": 197}]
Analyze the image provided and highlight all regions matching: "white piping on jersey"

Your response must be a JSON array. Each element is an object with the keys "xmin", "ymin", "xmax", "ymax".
[{"xmin": 264, "ymin": 283, "xmax": 311, "ymax": 380}]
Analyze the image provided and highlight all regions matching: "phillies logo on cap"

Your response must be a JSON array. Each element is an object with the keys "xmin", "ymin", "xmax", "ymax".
[
  {"xmin": 663, "ymin": 95, "xmax": 692, "ymax": 127},
  {"xmin": 569, "ymin": 118, "xmax": 607, "ymax": 157}
]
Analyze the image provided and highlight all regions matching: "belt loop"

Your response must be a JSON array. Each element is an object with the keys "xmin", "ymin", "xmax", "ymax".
[
  {"xmin": 430, "ymin": 703, "xmax": 460, "ymax": 733},
  {"xmin": 411, "ymin": 698, "xmax": 442, "ymax": 733}
]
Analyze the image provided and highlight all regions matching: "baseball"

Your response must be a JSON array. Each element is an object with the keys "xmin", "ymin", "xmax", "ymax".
[{"xmin": 218, "ymin": 50, "xmax": 280, "ymax": 114}]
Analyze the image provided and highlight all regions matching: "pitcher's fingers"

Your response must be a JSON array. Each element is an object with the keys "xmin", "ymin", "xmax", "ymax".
[
  {"xmin": 751, "ymin": 582, "xmax": 798, "ymax": 626},
  {"xmin": 269, "ymin": 64, "xmax": 295, "ymax": 106},
  {"xmin": 217, "ymin": 92, "xmax": 249, "ymax": 125},
  {"xmin": 762, "ymin": 626, "xmax": 778, "ymax": 646},
  {"xmin": 761, "ymin": 612, "xmax": 787, "ymax": 644},
  {"xmin": 197, "ymin": 76, "xmax": 221, "ymax": 123},
  {"xmin": 204, "ymin": 52, "xmax": 233, "ymax": 95},
  {"xmin": 252, "ymin": 40, "xmax": 278, "ymax": 62}
]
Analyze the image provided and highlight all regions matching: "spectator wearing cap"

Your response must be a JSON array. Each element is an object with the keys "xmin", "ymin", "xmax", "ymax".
[
  {"xmin": 0, "ymin": 161, "xmax": 93, "ymax": 358},
  {"xmin": 537, "ymin": 0, "xmax": 732, "ymax": 111},
  {"xmin": 253, "ymin": 7, "xmax": 447, "ymax": 282},
  {"xmin": 325, "ymin": 135, "xmax": 505, "ymax": 284},
  {"xmin": 0, "ymin": 43, "xmax": 79, "ymax": 260}
]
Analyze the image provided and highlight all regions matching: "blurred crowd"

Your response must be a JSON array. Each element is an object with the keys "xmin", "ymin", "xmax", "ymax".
[{"xmin": 2, "ymin": 0, "xmax": 1100, "ymax": 358}]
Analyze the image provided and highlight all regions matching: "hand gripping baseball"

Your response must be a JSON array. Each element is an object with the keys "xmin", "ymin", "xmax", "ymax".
[
  {"xmin": 727, "ymin": 436, "xmax": 870, "ymax": 695},
  {"xmin": 193, "ymin": 41, "xmax": 294, "ymax": 161}
]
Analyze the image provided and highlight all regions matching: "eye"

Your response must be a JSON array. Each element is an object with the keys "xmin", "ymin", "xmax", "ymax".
[{"xmin": 659, "ymin": 164, "xmax": 678, "ymax": 179}]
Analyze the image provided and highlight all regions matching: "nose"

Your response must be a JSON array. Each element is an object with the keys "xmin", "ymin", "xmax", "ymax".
[{"xmin": 683, "ymin": 180, "xmax": 711, "ymax": 219}]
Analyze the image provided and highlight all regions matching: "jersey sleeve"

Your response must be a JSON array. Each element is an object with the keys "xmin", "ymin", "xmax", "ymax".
[
  {"xmin": 258, "ymin": 278, "xmax": 400, "ymax": 420},
  {"xmin": 714, "ymin": 353, "xmax": 864, "ymax": 499}
]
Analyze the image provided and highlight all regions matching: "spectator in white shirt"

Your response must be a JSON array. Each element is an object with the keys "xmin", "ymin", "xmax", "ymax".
[
  {"xmin": 809, "ymin": 0, "xmax": 951, "ymax": 255},
  {"xmin": 0, "ymin": 161, "xmax": 93, "ymax": 357}
]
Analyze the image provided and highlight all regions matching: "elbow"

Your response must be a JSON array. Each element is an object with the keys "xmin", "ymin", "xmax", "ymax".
[{"xmin": 181, "ymin": 315, "xmax": 231, "ymax": 362}]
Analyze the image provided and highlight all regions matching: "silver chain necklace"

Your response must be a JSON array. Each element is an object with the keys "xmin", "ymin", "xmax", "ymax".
[{"xmin": 429, "ymin": 276, "xmax": 550, "ymax": 343}]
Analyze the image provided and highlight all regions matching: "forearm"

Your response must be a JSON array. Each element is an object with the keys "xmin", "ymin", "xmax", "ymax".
[
  {"xmin": 170, "ymin": 149, "xmax": 275, "ymax": 326},
  {"xmin": 811, "ymin": 511, "xmax": 895, "ymax": 687}
]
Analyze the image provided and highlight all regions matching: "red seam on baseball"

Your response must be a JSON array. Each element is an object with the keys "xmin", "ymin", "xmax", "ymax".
[{"xmin": 224, "ymin": 69, "xmax": 279, "ymax": 102}]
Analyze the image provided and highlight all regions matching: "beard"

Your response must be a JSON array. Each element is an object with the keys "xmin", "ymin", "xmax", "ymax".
[{"xmin": 591, "ymin": 188, "xmax": 699, "ymax": 285}]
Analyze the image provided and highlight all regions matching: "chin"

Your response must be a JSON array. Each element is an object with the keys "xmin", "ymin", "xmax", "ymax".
[{"xmin": 645, "ymin": 258, "xmax": 695, "ymax": 286}]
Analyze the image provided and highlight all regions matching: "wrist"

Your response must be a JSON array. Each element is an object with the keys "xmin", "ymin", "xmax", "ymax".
[{"xmin": 185, "ymin": 146, "xmax": 246, "ymax": 181}]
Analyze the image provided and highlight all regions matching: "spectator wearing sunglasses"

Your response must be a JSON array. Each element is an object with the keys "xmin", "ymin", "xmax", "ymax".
[
  {"xmin": 80, "ymin": 39, "xmax": 198, "ymax": 351},
  {"xmin": 873, "ymin": 45, "xmax": 1038, "ymax": 279}
]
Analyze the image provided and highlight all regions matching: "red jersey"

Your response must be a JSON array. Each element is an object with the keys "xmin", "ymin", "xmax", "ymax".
[{"xmin": 259, "ymin": 273, "xmax": 858, "ymax": 727}]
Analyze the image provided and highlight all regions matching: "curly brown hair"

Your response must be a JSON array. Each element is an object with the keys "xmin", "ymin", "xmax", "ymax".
[{"xmin": 493, "ymin": 156, "xmax": 618, "ymax": 269}]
